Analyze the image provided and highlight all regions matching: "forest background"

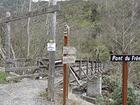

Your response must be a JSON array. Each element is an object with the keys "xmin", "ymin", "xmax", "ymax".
[{"xmin": 0, "ymin": 0, "xmax": 140, "ymax": 104}]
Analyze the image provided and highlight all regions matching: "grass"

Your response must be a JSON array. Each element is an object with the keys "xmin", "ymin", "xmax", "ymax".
[
  {"xmin": 40, "ymin": 91, "xmax": 48, "ymax": 98},
  {"xmin": 0, "ymin": 71, "xmax": 7, "ymax": 84},
  {"xmin": 40, "ymin": 91, "xmax": 93, "ymax": 105},
  {"xmin": 39, "ymin": 91, "xmax": 54, "ymax": 102}
]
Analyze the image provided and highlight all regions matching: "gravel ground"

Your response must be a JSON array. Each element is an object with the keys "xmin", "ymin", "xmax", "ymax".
[
  {"xmin": 0, "ymin": 79, "xmax": 50, "ymax": 105},
  {"xmin": 0, "ymin": 77, "xmax": 94, "ymax": 105}
]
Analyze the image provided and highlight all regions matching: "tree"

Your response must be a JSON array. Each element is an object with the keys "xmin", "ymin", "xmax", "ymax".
[
  {"xmin": 101, "ymin": 0, "xmax": 140, "ymax": 54},
  {"xmin": 100, "ymin": 0, "xmax": 140, "ymax": 93}
]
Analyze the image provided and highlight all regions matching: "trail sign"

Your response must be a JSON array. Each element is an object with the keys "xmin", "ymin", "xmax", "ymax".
[
  {"xmin": 63, "ymin": 56, "xmax": 76, "ymax": 64},
  {"xmin": 111, "ymin": 55, "xmax": 140, "ymax": 62},
  {"xmin": 63, "ymin": 47, "xmax": 77, "ymax": 55}
]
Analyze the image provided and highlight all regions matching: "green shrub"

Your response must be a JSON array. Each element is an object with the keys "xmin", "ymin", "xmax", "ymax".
[
  {"xmin": 112, "ymin": 81, "xmax": 136, "ymax": 105},
  {"xmin": 0, "ymin": 71, "xmax": 7, "ymax": 84},
  {"xmin": 97, "ymin": 96, "xmax": 105, "ymax": 105},
  {"xmin": 40, "ymin": 91, "xmax": 48, "ymax": 98},
  {"xmin": 135, "ymin": 91, "xmax": 140, "ymax": 105}
]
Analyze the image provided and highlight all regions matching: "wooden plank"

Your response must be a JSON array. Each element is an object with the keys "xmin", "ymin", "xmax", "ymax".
[
  {"xmin": 69, "ymin": 66, "xmax": 81, "ymax": 86},
  {"xmin": 5, "ymin": 65, "xmax": 48, "ymax": 71},
  {"xmin": 79, "ymin": 59, "xmax": 82, "ymax": 79},
  {"xmin": 8, "ymin": 58, "xmax": 32, "ymax": 62},
  {"xmin": 91, "ymin": 60, "xmax": 94, "ymax": 74},
  {"xmin": 80, "ymin": 67, "xmax": 91, "ymax": 80},
  {"xmin": 6, "ymin": 73, "xmax": 47, "ymax": 81},
  {"xmin": 86, "ymin": 59, "xmax": 89, "ymax": 75},
  {"xmin": 75, "ymin": 59, "xmax": 93, "ymax": 63},
  {"xmin": 0, "ymin": 5, "xmax": 60, "ymax": 23}
]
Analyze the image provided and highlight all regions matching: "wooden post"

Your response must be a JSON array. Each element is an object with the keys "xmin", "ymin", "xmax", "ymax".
[
  {"xmin": 91, "ymin": 60, "xmax": 93, "ymax": 75},
  {"xmin": 79, "ymin": 58, "xmax": 82, "ymax": 79},
  {"xmin": 63, "ymin": 25, "xmax": 69, "ymax": 105},
  {"xmin": 122, "ymin": 61, "xmax": 128, "ymax": 105},
  {"xmin": 95, "ymin": 61, "xmax": 97, "ymax": 73},
  {"xmin": 48, "ymin": 47, "xmax": 55, "ymax": 101},
  {"xmin": 5, "ymin": 11, "xmax": 11, "ymax": 71},
  {"xmin": 48, "ymin": 0, "xmax": 57, "ymax": 102},
  {"xmin": 86, "ymin": 58, "xmax": 89, "ymax": 75},
  {"xmin": 27, "ymin": 0, "xmax": 32, "ymax": 58}
]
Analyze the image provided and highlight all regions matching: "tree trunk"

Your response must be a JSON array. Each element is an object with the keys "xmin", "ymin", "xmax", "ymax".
[
  {"xmin": 5, "ymin": 11, "xmax": 11, "ymax": 71},
  {"xmin": 11, "ymin": 45, "xmax": 17, "ymax": 67}
]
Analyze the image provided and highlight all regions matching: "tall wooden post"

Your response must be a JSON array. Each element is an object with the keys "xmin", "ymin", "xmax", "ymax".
[
  {"xmin": 122, "ymin": 61, "xmax": 128, "ymax": 105},
  {"xmin": 63, "ymin": 24, "xmax": 69, "ymax": 105},
  {"xmin": 27, "ymin": 0, "xmax": 32, "ymax": 58},
  {"xmin": 48, "ymin": 0, "xmax": 57, "ymax": 102},
  {"xmin": 5, "ymin": 11, "xmax": 11, "ymax": 71}
]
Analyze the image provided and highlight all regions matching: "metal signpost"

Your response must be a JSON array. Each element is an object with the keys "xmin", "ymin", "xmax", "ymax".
[{"xmin": 110, "ymin": 54, "xmax": 140, "ymax": 105}]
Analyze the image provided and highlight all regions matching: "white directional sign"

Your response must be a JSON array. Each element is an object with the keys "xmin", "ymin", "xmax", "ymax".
[
  {"xmin": 63, "ymin": 47, "xmax": 77, "ymax": 55},
  {"xmin": 47, "ymin": 43, "xmax": 56, "ymax": 51},
  {"xmin": 63, "ymin": 56, "xmax": 76, "ymax": 64}
]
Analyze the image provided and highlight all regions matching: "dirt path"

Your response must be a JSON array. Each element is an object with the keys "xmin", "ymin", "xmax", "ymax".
[
  {"xmin": 0, "ymin": 79, "xmax": 49, "ymax": 105},
  {"xmin": 0, "ymin": 77, "xmax": 94, "ymax": 105}
]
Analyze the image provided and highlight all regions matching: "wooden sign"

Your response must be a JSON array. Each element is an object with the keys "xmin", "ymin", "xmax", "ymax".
[
  {"xmin": 63, "ymin": 56, "xmax": 76, "ymax": 64},
  {"xmin": 63, "ymin": 47, "xmax": 77, "ymax": 55},
  {"xmin": 110, "ymin": 55, "xmax": 140, "ymax": 62}
]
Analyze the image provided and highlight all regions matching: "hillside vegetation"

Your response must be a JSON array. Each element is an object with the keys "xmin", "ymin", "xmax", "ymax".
[{"xmin": 0, "ymin": 0, "xmax": 140, "ymax": 104}]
